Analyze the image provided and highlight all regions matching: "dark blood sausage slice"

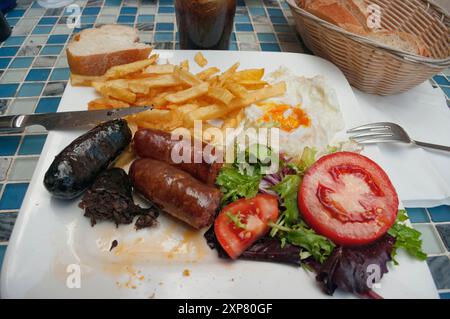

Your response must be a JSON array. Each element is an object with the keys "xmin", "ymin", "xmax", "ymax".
[
  {"xmin": 129, "ymin": 158, "xmax": 221, "ymax": 229},
  {"xmin": 44, "ymin": 119, "xmax": 132, "ymax": 199},
  {"xmin": 133, "ymin": 128, "xmax": 222, "ymax": 186},
  {"xmin": 79, "ymin": 167, "xmax": 159, "ymax": 229}
]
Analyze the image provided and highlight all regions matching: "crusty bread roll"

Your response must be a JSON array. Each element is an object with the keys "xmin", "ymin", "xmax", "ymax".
[
  {"xmin": 301, "ymin": 0, "xmax": 431, "ymax": 57},
  {"xmin": 67, "ymin": 25, "xmax": 152, "ymax": 76}
]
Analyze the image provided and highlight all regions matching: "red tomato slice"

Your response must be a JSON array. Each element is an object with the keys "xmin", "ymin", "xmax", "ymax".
[
  {"xmin": 214, "ymin": 194, "xmax": 279, "ymax": 259},
  {"xmin": 299, "ymin": 152, "xmax": 398, "ymax": 246}
]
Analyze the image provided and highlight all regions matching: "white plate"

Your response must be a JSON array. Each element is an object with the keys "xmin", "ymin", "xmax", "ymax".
[{"xmin": 0, "ymin": 51, "xmax": 438, "ymax": 299}]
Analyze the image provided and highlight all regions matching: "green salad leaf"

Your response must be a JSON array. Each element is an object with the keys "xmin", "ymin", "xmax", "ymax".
[
  {"xmin": 270, "ymin": 220, "xmax": 335, "ymax": 264},
  {"xmin": 216, "ymin": 165, "xmax": 262, "ymax": 204},
  {"xmin": 388, "ymin": 209, "xmax": 427, "ymax": 264},
  {"xmin": 273, "ymin": 174, "xmax": 301, "ymax": 225}
]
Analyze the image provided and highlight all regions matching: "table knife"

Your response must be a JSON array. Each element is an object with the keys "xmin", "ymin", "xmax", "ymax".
[{"xmin": 0, "ymin": 106, "xmax": 150, "ymax": 132}]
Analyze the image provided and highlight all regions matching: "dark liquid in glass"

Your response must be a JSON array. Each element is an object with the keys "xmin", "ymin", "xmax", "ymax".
[{"xmin": 175, "ymin": 0, "xmax": 236, "ymax": 50}]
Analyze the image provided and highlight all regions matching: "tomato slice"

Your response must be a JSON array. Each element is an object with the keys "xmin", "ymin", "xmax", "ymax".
[
  {"xmin": 214, "ymin": 194, "xmax": 279, "ymax": 259},
  {"xmin": 299, "ymin": 152, "xmax": 398, "ymax": 246}
]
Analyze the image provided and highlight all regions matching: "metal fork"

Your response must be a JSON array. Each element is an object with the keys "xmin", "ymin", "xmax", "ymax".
[{"xmin": 347, "ymin": 122, "xmax": 450, "ymax": 153}]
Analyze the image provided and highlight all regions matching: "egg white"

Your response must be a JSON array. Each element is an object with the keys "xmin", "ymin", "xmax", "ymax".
[{"xmin": 244, "ymin": 67, "xmax": 346, "ymax": 159}]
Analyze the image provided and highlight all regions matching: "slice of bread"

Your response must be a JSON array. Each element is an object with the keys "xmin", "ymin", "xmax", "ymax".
[
  {"xmin": 366, "ymin": 30, "xmax": 431, "ymax": 57},
  {"xmin": 67, "ymin": 25, "xmax": 152, "ymax": 76}
]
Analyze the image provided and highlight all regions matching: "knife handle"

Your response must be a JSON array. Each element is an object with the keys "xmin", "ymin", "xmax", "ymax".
[{"xmin": 0, "ymin": 115, "xmax": 25, "ymax": 133}]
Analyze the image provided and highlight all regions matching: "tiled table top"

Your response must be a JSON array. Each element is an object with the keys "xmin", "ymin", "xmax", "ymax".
[{"xmin": 0, "ymin": 0, "xmax": 449, "ymax": 299}]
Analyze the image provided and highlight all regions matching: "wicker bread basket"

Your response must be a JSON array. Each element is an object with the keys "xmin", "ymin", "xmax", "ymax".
[{"xmin": 287, "ymin": 0, "xmax": 450, "ymax": 95}]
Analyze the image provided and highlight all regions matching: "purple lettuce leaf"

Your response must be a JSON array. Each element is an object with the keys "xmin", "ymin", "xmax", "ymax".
[{"xmin": 316, "ymin": 234, "xmax": 395, "ymax": 295}]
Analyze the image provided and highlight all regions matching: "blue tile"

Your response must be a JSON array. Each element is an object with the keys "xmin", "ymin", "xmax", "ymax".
[
  {"xmin": 40, "ymin": 45, "xmax": 64, "ymax": 55},
  {"xmin": 237, "ymin": 0, "xmax": 245, "ymax": 6},
  {"xmin": 267, "ymin": 8, "xmax": 283, "ymax": 17},
  {"xmin": 9, "ymin": 57, "xmax": 34, "ymax": 69},
  {"xmin": 0, "ymin": 212, "xmax": 17, "ymax": 241},
  {"xmin": 433, "ymin": 75, "xmax": 450, "ymax": 86},
  {"xmin": 26, "ymin": 69, "xmax": 51, "ymax": 82},
  {"xmin": 270, "ymin": 16, "xmax": 288, "ymax": 24},
  {"xmin": 249, "ymin": 7, "xmax": 266, "ymax": 16},
  {"xmin": 428, "ymin": 206, "xmax": 450, "ymax": 222},
  {"xmin": 50, "ymin": 68, "xmax": 70, "ymax": 81},
  {"xmin": 137, "ymin": 15, "xmax": 154, "ymax": 23},
  {"xmin": 0, "ymin": 183, "xmax": 29, "ymax": 210},
  {"xmin": 427, "ymin": 256, "xmax": 450, "ymax": 289},
  {"xmin": 229, "ymin": 42, "xmax": 238, "ymax": 51},
  {"xmin": 159, "ymin": 0, "xmax": 174, "ymax": 4},
  {"xmin": 0, "ymin": 84, "xmax": 19, "ymax": 98},
  {"xmin": 405, "ymin": 207, "xmax": 429, "ymax": 223},
  {"xmin": 117, "ymin": 15, "xmax": 135, "ymax": 23},
  {"xmin": 6, "ymin": 9, "xmax": 25, "ymax": 18},
  {"xmin": 80, "ymin": 16, "xmax": 97, "ymax": 24},
  {"xmin": 0, "ymin": 47, "xmax": 20, "ymax": 57},
  {"xmin": 3, "ymin": 36, "xmax": 26, "ymax": 46},
  {"xmin": 83, "ymin": 7, "xmax": 101, "ymax": 15},
  {"xmin": 235, "ymin": 15, "xmax": 251, "ymax": 23},
  {"xmin": 105, "ymin": 0, "xmax": 121, "ymax": 6},
  {"xmin": 158, "ymin": 6, "xmax": 175, "ymax": 14},
  {"xmin": 0, "ymin": 246, "xmax": 5, "ymax": 271},
  {"xmin": 35, "ymin": 97, "xmax": 61, "ymax": 113},
  {"xmin": 273, "ymin": 24, "xmax": 291, "ymax": 32},
  {"xmin": 0, "ymin": 58, "xmax": 11, "ymax": 69},
  {"xmin": 441, "ymin": 86, "xmax": 450, "ymax": 99},
  {"xmin": 257, "ymin": 33, "xmax": 277, "ymax": 42},
  {"xmin": 235, "ymin": 23, "xmax": 254, "ymax": 32},
  {"xmin": 120, "ymin": 7, "xmax": 138, "ymax": 15},
  {"xmin": 156, "ymin": 23, "xmax": 174, "ymax": 31},
  {"xmin": 440, "ymin": 292, "xmax": 450, "ymax": 299},
  {"xmin": 155, "ymin": 32, "xmax": 173, "ymax": 42},
  {"xmin": 38, "ymin": 17, "xmax": 58, "ymax": 25},
  {"xmin": 18, "ymin": 135, "xmax": 47, "ymax": 155},
  {"xmin": 260, "ymin": 43, "xmax": 281, "ymax": 51},
  {"xmin": 6, "ymin": 18, "xmax": 19, "ymax": 27},
  {"xmin": 32, "ymin": 25, "xmax": 53, "ymax": 35},
  {"xmin": 0, "ymin": 136, "xmax": 21, "ymax": 156},
  {"xmin": 17, "ymin": 83, "xmax": 45, "ymax": 97},
  {"xmin": 47, "ymin": 35, "xmax": 69, "ymax": 44}
]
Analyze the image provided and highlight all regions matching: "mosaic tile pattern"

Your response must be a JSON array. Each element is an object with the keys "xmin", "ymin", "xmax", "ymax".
[{"xmin": 0, "ymin": 0, "xmax": 449, "ymax": 298}]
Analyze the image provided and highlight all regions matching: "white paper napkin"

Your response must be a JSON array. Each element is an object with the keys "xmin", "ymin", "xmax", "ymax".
[{"xmin": 352, "ymin": 81, "xmax": 450, "ymax": 207}]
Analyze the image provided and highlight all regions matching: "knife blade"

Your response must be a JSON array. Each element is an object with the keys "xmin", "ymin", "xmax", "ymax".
[{"xmin": 0, "ymin": 106, "xmax": 151, "ymax": 132}]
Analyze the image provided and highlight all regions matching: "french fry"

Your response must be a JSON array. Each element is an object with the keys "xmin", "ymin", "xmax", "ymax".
[
  {"xmin": 70, "ymin": 73, "xmax": 105, "ymax": 86},
  {"xmin": 218, "ymin": 62, "xmax": 240, "ymax": 87},
  {"xmin": 231, "ymin": 69, "xmax": 264, "ymax": 82},
  {"xmin": 113, "ymin": 145, "xmax": 136, "ymax": 168},
  {"xmin": 174, "ymin": 66, "xmax": 203, "ymax": 86},
  {"xmin": 238, "ymin": 80, "xmax": 268, "ymax": 90},
  {"xmin": 88, "ymin": 97, "xmax": 129, "ymax": 110},
  {"xmin": 144, "ymin": 64, "xmax": 175, "ymax": 74},
  {"xmin": 196, "ymin": 67, "xmax": 220, "ymax": 81},
  {"xmin": 226, "ymin": 82, "xmax": 248, "ymax": 98},
  {"xmin": 184, "ymin": 104, "xmax": 224, "ymax": 126},
  {"xmin": 165, "ymin": 82, "xmax": 209, "ymax": 104},
  {"xmin": 185, "ymin": 82, "xmax": 287, "ymax": 124},
  {"xmin": 180, "ymin": 59, "xmax": 189, "ymax": 71},
  {"xmin": 104, "ymin": 55, "xmax": 159, "ymax": 79},
  {"xmin": 194, "ymin": 52, "xmax": 208, "ymax": 67},
  {"xmin": 104, "ymin": 86, "xmax": 136, "ymax": 103},
  {"xmin": 128, "ymin": 74, "xmax": 182, "ymax": 94},
  {"xmin": 207, "ymin": 87, "xmax": 234, "ymax": 105}
]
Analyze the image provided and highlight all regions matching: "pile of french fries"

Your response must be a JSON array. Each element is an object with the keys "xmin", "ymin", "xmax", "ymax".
[{"xmin": 72, "ymin": 52, "xmax": 287, "ymax": 133}]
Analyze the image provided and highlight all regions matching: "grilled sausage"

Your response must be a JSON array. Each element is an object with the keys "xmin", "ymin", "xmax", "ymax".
[
  {"xmin": 44, "ymin": 119, "xmax": 132, "ymax": 199},
  {"xmin": 129, "ymin": 158, "xmax": 221, "ymax": 229},
  {"xmin": 133, "ymin": 128, "xmax": 223, "ymax": 186}
]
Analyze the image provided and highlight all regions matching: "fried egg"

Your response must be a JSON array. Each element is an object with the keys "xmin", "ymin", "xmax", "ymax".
[{"xmin": 244, "ymin": 67, "xmax": 345, "ymax": 158}]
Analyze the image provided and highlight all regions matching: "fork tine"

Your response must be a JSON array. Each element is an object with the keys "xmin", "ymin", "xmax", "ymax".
[
  {"xmin": 348, "ymin": 132, "xmax": 394, "ymax": 140},
  {"xmin": 347, "ymin": 122, "xmax": 393, "ymax": 134},
  {"xmin": 351, "ymin": 135, "xmax": 399, "ymax": 144}
]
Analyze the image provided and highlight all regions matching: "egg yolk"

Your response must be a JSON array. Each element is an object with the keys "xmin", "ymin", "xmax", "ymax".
[{"xmin": 257, "ymin": 102, "xmax": 310, "ymax": 132}]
